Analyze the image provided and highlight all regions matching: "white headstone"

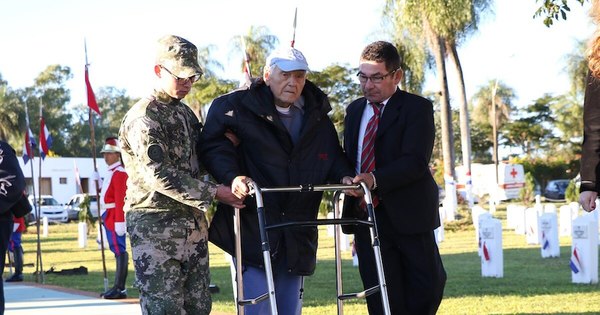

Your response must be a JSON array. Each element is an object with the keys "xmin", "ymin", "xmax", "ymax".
[
  {"xmin": 559, "ymin": 205, "xmax": 576, "ymax": 237},
  {"xmin": 525, "ymin": 208, "xmax": 540, "ymax": 245},
  {"xmin": 435, "ymin": 207, "xmax": 445, "ymax": 244},
  {"xmin": 42, "ymin": 216, "xmax": 48, "ymax": 237},
  {"xmin": 569, "ymin": 202, "xmax": 580, "ymax": 222},
  {"xmin": 507, "ymin": 204, "xmax": 525, "ymax": 229},
  {"xmin": 476, "ymin": 212, "xmax": 492, "ymax": 257},
  {"xmin": 480, "ymin": 217, "xmax": 503, "ymax": 278},
  {"xmin": 78, "ymin": 222, "xmax": 88, "ymax": 248},
  {"xmin": 327, "ymin": 212, "xmax": 334, "ymax": 237},
  {"xmin": 488, "ymin": 198, "xmax": 496, "ymax": 214},
  {"xmin": 444, "ymin": 175, "xmax": 457, "ymax": 221},
  {"xmin": 472, "ymin": 205, "xmax": 488, "ymax": 243},
  {"xmin": 544, "ymin": 204, "xmax": 557, "ymax": 214},
  {"xmin": 571, "ymin": 214, "xmax": 599, "ymax": 284},
  {"xmin": 539, "ymin": 213, "xmax": 560, "ymax": 258},
  {"xmin": 513, "ymin": 205, "xmax": 527, "ymax": 235}
]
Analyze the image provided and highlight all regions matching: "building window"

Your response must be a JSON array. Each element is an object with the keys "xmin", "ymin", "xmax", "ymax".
[{"xmin": 59, "ymin": 177, "xmax": 67, "ymax": 184}]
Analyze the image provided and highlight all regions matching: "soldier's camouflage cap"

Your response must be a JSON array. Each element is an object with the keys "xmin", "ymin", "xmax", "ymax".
[{"xmin": 156, "ymin": 35, "xmax": 203, "ymax": 79}]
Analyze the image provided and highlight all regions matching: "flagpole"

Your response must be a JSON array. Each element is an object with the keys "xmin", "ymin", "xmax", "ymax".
[
  {"xmin": 291, "ymin": 7, "xmax": 297, "ymax": 48},
  {"xmin": 36, "ymin": 99, "xmax": 45, "ymax": 283},
  {"xmin": 86, "ymin": 39, "xmax": 109, "ymax": 292},
  {"xmin": 240, "ymin": 35, "xmax": 252, "ymax": 78},
  {"xmin": 24, "ymin": 101, "xmax": 41, "ymax": 283}
]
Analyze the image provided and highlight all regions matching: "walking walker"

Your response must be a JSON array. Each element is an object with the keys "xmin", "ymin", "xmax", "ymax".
[{"xmin": 232, "ymin": 181, "xmax": 391, "ymax": 315}]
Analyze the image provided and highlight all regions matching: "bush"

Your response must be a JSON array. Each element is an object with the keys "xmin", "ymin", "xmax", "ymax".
[
  {"xmin": 519, "ymin": 172, "xmax": 536, "ymax": 207},
  {"xmin": 78, "ymin": 195, "xmax": 96, "ymax": 234},
  {"xmin": 565, "ymin": 180, "xmax": 579, "ymax": 203}
]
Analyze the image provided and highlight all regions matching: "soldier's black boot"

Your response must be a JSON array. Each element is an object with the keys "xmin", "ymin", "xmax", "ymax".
[
  {"xmin": 102, "ymin": 252, "xmax": 128, "ymax": 299},
  {"xmin": 6, "ymin": 248, "xmax": 24, "ymax": 282}
]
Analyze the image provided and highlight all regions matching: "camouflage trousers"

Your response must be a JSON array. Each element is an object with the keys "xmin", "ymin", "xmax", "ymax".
[{"xmin": 127, "ymin": 209, "xmax": 211, "ymax": 315}]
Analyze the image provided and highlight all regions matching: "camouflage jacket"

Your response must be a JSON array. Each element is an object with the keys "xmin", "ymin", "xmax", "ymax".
[{"xmin": 119, "ymin": 90, "xmax": 217, "ymax": 213}]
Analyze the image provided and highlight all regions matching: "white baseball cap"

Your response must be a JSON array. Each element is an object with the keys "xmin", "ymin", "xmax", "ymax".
[{"xmin": 266, "ymin": 47, "xmax": 310, "ymax": 72}]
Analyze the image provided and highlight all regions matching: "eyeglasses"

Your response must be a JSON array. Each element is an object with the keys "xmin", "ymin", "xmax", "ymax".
[
  {"xmin": 160, "ymin": 65, "xmax": 201, "ymax": 84},
  {"xmin": 356, "ymin": 69, "xmax": 398, "ymax": 84}
]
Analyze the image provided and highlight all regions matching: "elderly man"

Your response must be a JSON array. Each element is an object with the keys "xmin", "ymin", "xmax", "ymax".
[{"xmin": 199, "ymin": 46, "xmax": 354, "ymax": 315}]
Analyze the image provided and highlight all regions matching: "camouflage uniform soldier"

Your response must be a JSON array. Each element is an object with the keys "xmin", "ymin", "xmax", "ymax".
[{"xmin": 119, "ymin": 35, "xmax": 244, "ymax": 315}]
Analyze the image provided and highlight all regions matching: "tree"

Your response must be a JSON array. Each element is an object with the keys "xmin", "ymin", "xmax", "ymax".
[
  {"xmin": 386, "ymin": 0, "xmax": 457, "ymax": 179},
  {"xmin": 471, "ymin": 80, "xmax": 516, "ymax": 165},
  {"xmin": 0, "ymin": 74, "xmax": 25, "ymax": 145},
  {"xmin": 68, "ymin": 87, "xmax": 136, "ymax": 157},
  {"xmin": 308, "ymin": 64, "xmax": 362, "ymax": 133},
  {"xmin": 533, "ymin": 0, "xmax": 588, "ymax": 27},
  {"xmin": 20, "ymin": 65, "xmax": 73, "ymax": 157},
  {"xmin": 502, "ymin": 94, "xmax": 555, "ymax": 156},
  {"xmin": 186, "ymin": 77, "xmax": 237, "ymax": 123},
  {"xmin": 229, "ymin": 26, "xmax": 279, "ymax": 79}
]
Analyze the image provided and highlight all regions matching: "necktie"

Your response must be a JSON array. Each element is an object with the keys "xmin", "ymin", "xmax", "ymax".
[{"xmin": 360, "ymin": 102, "xmax": 382, "ymax": 209}]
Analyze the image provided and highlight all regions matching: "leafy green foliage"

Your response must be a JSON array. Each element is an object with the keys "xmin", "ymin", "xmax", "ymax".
[
  {"xmin": 564, "ymin": 179, "xmax": 579, "ymax": 202},
  {"xmin": 519, "ymin": 172, "xmax": 537, "ymax": 206},
  {"xmin": 77, "ymin": 194, "xmax": 96, "ymax": 234},
  {"xmin": 533, "ymin": 0, "xmax": 587, "ymax": 27}
]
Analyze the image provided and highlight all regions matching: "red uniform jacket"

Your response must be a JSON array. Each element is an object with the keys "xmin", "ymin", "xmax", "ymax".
[{"xmin": 100, "ymin": 162, "xmax": 128, "ymax": 231}]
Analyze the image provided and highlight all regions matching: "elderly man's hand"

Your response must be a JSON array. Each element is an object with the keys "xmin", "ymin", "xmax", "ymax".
[{"xmin": 231, "ymin": 176, "xmax": 252, "ymax": 199}]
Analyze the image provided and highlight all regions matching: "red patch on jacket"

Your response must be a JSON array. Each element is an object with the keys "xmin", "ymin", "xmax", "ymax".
[{"xmin": 318, "ymin": 153, "xmax": 328, "ymax": 160}]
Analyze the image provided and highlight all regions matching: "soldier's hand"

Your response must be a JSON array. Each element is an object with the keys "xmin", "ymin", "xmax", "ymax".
[
  {"xmin": 225, "ymin": 129, "xmax": 240, "ymax": 147},
  {"xmin": 231, "ymin": 176, "xmax": 252, "ymax": 199},
  {"xmin": 216, "ymin": 185, "xmax": 246, "ymax": 209}
]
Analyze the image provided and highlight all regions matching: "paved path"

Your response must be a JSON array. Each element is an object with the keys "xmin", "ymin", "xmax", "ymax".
[{"xmin": 4, "ymin": 282, "xmax": 231, "ymax": 315}]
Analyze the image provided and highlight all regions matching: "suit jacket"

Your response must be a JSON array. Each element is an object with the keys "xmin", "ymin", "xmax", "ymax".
[
  {"xmin": 342, "ymin": 88, "xmax": 440, "ymax": 234},
  {"xmin": 580, "ymin": 73, "xmax": 600, "ymax": 193}
]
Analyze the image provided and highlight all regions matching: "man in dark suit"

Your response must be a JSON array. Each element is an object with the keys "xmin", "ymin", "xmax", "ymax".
[{"xmin": 343, "ymin": 41, "xmax": 446, "ymax": 315}]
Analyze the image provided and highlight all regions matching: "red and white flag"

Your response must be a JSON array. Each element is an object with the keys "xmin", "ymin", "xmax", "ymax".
[
  {"xmin": 22, "ymin": 128, "xmax": 36, "ymax": 164},
  {"xmin": 39, "ymin": 117, "xmax": 53, "ymax": 159},
  {"xmin": 570, "ymin": 247, "xmax": 582, "ymax": 274},
  {"xmin": 85, "ymin": 65, "xmax": 101, "ymax": 115},
  {"xmin": 482, "ymin": 241, "xmax": 491, "ymax": 261}
]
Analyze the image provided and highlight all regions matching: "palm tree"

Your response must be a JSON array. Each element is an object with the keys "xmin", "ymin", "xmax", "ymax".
[
  {"xmin": 472, "ymin": 80, "xmax": 515, "ymax": 187},
  {"xmin": 229, "ymin": 26, "xmax": 279, "ymax": 78},
  {"xmin": 0, "ymin": 76, "xmax": 24, "ymax": 144}
]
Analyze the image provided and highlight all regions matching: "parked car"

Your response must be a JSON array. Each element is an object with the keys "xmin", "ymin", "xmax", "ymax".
[
  {"xmin": 543, "ymin": 179, "xmax": 570, "ymax": 201},
  {"xmin": 65, "ymin": 194, "xmax": 99, "ymax": 221},
  {"xmin": 28, "ymin": 195, "xmax": 69, "ymax": 223}
]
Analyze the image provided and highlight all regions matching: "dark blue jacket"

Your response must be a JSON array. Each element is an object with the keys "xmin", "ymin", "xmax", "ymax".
[
  {"xmin": 199, "ymin": 79, "xmax": 353, "ymax": 275},
  {"xmin": 0, "ymin": 141, "xmax": 26, "ymax": 221}
]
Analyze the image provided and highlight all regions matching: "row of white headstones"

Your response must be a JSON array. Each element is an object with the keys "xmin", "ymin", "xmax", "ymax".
[{"xmin": 435, "ymin": 200, "xmax": 599, "ymax": 283}]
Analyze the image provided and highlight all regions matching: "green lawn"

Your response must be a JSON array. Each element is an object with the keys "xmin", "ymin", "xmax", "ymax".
[{"xmin": 11, "ymin": 205, "xmax": 600, "ymax": 314}]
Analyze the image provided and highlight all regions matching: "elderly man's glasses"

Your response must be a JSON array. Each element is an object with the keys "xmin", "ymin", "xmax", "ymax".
[
  {"xmin": 357, "ymin": 69, "xmax": 398, "ymax": 84},
  {"xmin": 160, "ymin": 65, "xmax": 201, "ymax": 84}
]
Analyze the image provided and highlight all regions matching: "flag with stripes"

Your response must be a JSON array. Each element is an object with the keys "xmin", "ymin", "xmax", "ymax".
[
  {"xmin": 39, "ymin": 117, "xmax": 53, "ymax": 159},
  {"xmin": 22, "ymin": 128, "xmax": 36, "ymax": 164},
  {"xmin": 85, "ymin": 65, "xmax": 101, "ymax": 115},
  {"xmin": 482, "ymin": 241, "xmax": 490, "ymax": 261},
  {"xmin": 569, "ymin": 247, "xmax": 582, "ymax": 274},
  {"xmin": 542, "ymin": 231, "xmax": 549, "ymax": 250}
]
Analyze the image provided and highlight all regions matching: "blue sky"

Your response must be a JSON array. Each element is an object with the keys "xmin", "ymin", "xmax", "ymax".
[{"xmin": 0, "ymin": 0, "xmax": 594, "ymax": 110}]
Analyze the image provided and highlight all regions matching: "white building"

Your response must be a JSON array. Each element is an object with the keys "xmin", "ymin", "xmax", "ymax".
[{"xmin": 19, "ymin": 157, "xmax": 109, "ymax": 205}]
